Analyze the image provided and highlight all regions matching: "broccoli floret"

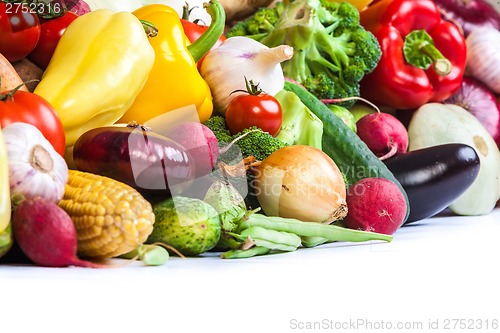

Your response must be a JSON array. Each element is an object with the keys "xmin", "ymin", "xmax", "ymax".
[
  {"xmin": 227, "ymin": 0, "xmax": 381, "ymax": 108},
  {"xmin": 204, "ymin": 115, "xmax": 232, "ymax": 143},
  {"xmin": 204, "ymin": 116, "xmax": 286, "ymax": 162},
  {"xmin": 230, "ymin": 126, "xmax": 287, "ymax": 161},
  {"xmin": 302, "ymin": 72, "xmax": 360, "ymax": 108},
  {"xmin": 226, "ymin": 6, "xmax": 282, "ymax": 39}
]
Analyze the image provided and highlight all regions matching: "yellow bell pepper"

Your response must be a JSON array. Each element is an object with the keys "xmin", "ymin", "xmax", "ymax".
[
  {"xmin": 0, "ymin": 128, "xmax": 12, "ymax": 258},
  {"xmin": 118, "ymin": 0, "xmax": 225, "ymax": 125},
  {"xmin": 34, "ymin": 9, "xmax": 155, "ymax": 147},
  {"xmin": 328, "ymin": 0, "xmax": 374, "ymax": 11}
]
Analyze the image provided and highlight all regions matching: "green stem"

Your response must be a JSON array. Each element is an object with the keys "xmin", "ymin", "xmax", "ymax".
[
  {"xmin": 182, "ymin": 1, "xmax": 190, "ymax": 20},
  {"xmin": 187, "ymin": 0, "xmax": 226, "ymax": 63},
  {"xmin": 0, "ymin": 80, "xmax": 33, "ymax": 101},
  {"xmin": 420, "ymin": 42, "xmax": 451, "ymax": 76},
  {"xmin": 403, "ymin": 30, "xmax": 451, "ymax": 76},
  {"xmin": 140, "ymin": 19, "xmax": 158, "ymax": 38}
]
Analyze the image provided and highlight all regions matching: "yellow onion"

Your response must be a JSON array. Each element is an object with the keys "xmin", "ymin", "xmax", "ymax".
[{"xmin": 253, "ymin": 145, "xmax": 347, "ymax": 223}]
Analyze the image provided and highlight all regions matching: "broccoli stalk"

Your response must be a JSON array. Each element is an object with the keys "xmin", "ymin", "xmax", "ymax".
[{"xmin": 227, "ymin": 0, "xmax": 381, "ymax": 108}]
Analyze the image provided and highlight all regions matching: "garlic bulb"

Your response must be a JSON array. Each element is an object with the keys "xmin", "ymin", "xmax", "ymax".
[
  {"xmin": 466, "ymin": 28, "xmax": 500, "ymax": 94},
  {"xmin": 3, "ymin": 122, "xmax": 68, "ymax": 203},
  {"xmin": 200, "ymin": 36, "xmax": 294, "ymax": 115}
]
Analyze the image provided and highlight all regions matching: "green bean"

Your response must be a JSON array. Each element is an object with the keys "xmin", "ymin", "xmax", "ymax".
[
  {"xmin": 117, "ymin": 244, "xmax": 169, "ymax": 266},
  {"xmin": 300, "ymin": 236, "xmax": 331, "ymax": 248},
  {"xmin": 238, "ymin": 213, "xmax": 393, "ymax": 243},
  {"xmin": 220, "ymin": 246, "xmax": 271, "ymax": 259},
  {"xmin": 240, "ymin": 226, "xmax": 301, "ymax": 252}
]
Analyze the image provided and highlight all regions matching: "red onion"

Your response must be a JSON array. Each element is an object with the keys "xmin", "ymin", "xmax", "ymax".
[
  {"xmin": 64, "ymin": 0, "xmax": 91, "ymax": 16},
  {"xmin": 433, "ymin": 0, "xmax": 500, "ymax": 36},
  {"xmin": 444, "ymin": 76, "xmax": 500, "ymax": 147}
]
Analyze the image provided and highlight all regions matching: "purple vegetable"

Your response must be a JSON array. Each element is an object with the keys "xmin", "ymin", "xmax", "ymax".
[
  {"xmin": 64, "ymin": 0, "xmax": 91, "ymax": 16},
  {"xmin": 73, "ymin": 123, "xmax": 196, "ymax": 196},
  {"xmin": 166, "ymin": 122, "xmax": 219, "ymax": 178},
  {"xmin": 433, "ymin": 0, "xmax": 500, "ymax": 36},
  {"xmin": 444, "ymin": 76, "xmax": 500, "ymax": 147}
]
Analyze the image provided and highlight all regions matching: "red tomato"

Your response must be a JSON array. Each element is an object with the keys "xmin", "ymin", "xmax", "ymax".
[
  {"xmin": 180, "ymin": 19, "xmax": 226, "ymax": 69},
  {"xmin": 28, "ymin": 11, "xmax": 78, "ymax": 69},
  {"xmin": 225, "ymin": 93, "xmax": 283, "ymax": 137},
  {"xmin": 0, "ymin": 90, "xmax": 66, "ymax": 156},
  {"xmin": 0, "ymin": 2, "xmax": 41, "ymax": 62}
]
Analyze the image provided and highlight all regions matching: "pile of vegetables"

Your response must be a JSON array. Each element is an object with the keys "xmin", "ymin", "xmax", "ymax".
[{"xmin": 0, "ymin": 0, "xmax": 499, "ymax": 266}]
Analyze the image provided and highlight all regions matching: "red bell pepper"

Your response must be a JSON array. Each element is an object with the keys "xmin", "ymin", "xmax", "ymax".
[{"xmin": 359, "ymin": 0, "xmax": 467, "ymax": 109}]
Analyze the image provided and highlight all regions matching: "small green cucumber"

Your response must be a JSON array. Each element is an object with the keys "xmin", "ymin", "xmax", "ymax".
[{"xmin": 283, "ymin": 81, "xmax": 410, "ymax": 222}]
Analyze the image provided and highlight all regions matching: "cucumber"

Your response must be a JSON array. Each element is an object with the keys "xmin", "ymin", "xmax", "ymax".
[{"xmin": 283, "ymin": 81, "xmax": 410, "ymax": 222}]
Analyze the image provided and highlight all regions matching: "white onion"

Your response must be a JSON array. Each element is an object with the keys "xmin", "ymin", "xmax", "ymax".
[
  {"xmin": 253, "ymin": 145, "xmax": 347, "ymax": 223},
  {"xmin": 465, "ymin": 28, "xmax": 500, "ymax": 94}
]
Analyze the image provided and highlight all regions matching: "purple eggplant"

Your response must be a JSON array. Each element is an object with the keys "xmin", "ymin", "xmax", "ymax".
[
  {"xmin": 73, "ymin": 123, "xmax": 196, "ymax": 196},
  {"xmin": 383, "ymin": 143, "xmax": 480, "ymax": 223}
]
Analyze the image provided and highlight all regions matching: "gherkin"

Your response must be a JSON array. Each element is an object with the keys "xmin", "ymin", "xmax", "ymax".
[{"xmin": 147, "ymin": 196, "xmax": 221, "ymax": 256}]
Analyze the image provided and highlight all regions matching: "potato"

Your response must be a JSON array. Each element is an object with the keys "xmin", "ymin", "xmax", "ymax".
[{"xmin": 12, "ymin": 58, "xmax": 44, "ymax": 92}]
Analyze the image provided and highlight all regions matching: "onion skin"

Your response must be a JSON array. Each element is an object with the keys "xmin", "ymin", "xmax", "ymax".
[
  {"xmin": 444, "ymin": 76, "xmax": 500, "ymax": 147},
  {"xmin": 73, "ymin": 124, "xmax": 196, "ymax": 197},
  {"xmin": 253, "ymin": 145, "xmax": 347, "ymax": 223},
  {"xmin": 65, "ymin": 0, "xmax": 92, "ymax": 15},
  {"xmin": 465, "ymin": 28, "xmax": 500, "ymax": 94},
  {"xmin": 433, "ymin": 0, "xmax": 500, "ymax": 36}
]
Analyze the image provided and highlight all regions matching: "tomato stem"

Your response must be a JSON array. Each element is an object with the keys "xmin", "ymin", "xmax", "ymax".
[
  {"xmin": 0, "ymin": 79, "xmax": 36, "ymax": 101},
  {"xmin": 230, "ymin": 77, "xmax": 264, "ymax": 96}
]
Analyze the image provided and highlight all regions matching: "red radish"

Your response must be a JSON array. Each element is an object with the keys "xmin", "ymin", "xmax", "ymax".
[
  {"xmin": 12, "ymin": 197, "xmax": 104, "ymax": 268},
  {"xmin": 166, "ymin": 122, "xmax": 219, "ymax": 178},
  {"xmin": 356, "ymin": 112, "xmax": 409, "ymax": 160},
  {"xmin": 344, "ymin": 178, "xmax": 407, "ymax": 235}
]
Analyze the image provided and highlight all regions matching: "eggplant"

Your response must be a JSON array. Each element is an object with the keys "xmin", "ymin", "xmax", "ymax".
[
  {"xmin": 73, "ymin": 123, "xmax": 196, "ymax": 197},
  {"xmin": 383, "ymin": 143, "xmax": 480, "ymax": 223}
]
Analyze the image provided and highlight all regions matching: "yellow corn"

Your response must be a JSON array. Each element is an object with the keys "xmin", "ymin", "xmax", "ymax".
[{"xmin": 59, "ymin": 170, "xmax": 155, "ymax": 259}]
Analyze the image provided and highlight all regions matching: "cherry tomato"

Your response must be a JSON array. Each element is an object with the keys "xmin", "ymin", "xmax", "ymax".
[
  {"xmin": 28, "ymin": 11, "xmax": 78, "ymax": 69},
  {"xmin": 180, "ymin": 18, "xmax": 226, "ymax": 69},
  {"xmin": 0, "ymin": 2, "xmax": 41, "ymax": 62},
  {"xmin": 225, "ymin": 93, "xmax": 283, "ymax": 137},
  {"xmin": 0, "ymin": 90, "xmax": 66, "ymax": 156}
]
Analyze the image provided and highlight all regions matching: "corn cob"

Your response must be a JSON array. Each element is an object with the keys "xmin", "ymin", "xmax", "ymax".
[{"xmin": 59, "ymin": 170, "xmax": 155, "ymax": 259}]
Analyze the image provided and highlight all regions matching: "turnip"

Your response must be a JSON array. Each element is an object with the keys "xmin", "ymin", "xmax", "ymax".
[
  {"xmin": 356, "ymin": 113, "xmax": 409, "ymax": 160},
  {"xmin": 343, "ymin": 178, "xmax": 408, "ymax": 235},
  {"xmin": 166, "ymin": 122, "xmax": 219, "ymax": 178},
  {"xmin": 12, "ymin": 197, "xmax": 104, "ymax": 268}
]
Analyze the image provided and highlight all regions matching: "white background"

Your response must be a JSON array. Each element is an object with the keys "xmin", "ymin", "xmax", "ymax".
[{"xmin": 1, "ymin": 209, "xmax": 499, "ymax": 333}]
